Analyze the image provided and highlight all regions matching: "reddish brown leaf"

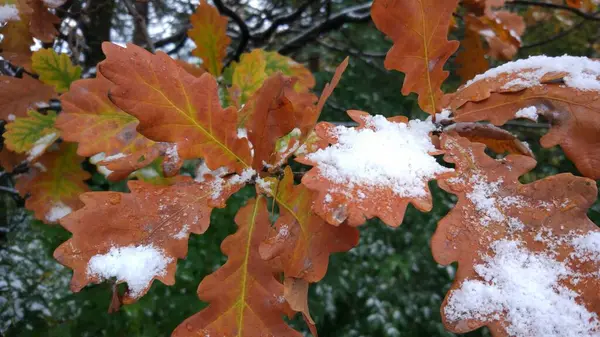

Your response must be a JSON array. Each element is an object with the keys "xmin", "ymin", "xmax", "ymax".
[
  {"xmin": 447, "ymin": 122, "xmax": 533, "ymax": 157},
  {"xmin": 1, "ymin": 52, "xmax": 33, "ymax": 72},
  {"xmin": 466, "ymin": 11, "xmax": 525, "ymax": 61},
  {"xmin": 99, "ymin": 43, "xmax": 252, "ymax": 173},
  {"xmin": 284, "ymin": 278, "xmax": 317, "ymax": 337},
  {"xmin": 27, "ymin": 0, "xmax": 60, "ymax": 42},
  {"xmin": 172, "ymin": 197, "xmax": 302, "ymax": 337},
  {"xmin": 53, "ymin": 175, "xmax": 244, "ymax": 303},
  {"xmin": 371, "ymin": 0, "xmax": 459, "ymax": 113},
  {"xmin": 297, "ymin": 110, "xmax": 453, "ymax": 227},
  {"xmin": 0, "ymin": 74, "xmax": 56, "ymax": 121},
  {"xmin": 456, "ymin": 27, "xmax": 489, "ymax": 83},
  {"xmin": 0, "ymin": 149, "xmax": 26, "ymax": 171},
  {"xmin": 432, "ymin": 134, "xmax": 600, "ymax": 336},
  {"xmin": 446, "ymin": 56, "xmax": 600, "ymax": 179},
  {"xmin": 15, "ymin": 143, "xmax": 89, "ymax": 224},
  {"xmin": 258, "ymin": 167, "xmax": 359, "ymax": 282},
  {"xmin": 57, "ymin": 75, "xmax": 163, "ymax": 180}
]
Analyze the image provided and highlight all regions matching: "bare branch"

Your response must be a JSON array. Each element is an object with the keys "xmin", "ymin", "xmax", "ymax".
[
  {"xmin": 508, "ymin": 0, "xmax": 600, "ymax": 21},
  {"xmin": 213, "ymin": 0, "xmax": 251, "ymax": 66},
  {"xmin": 122, "ymin": 0, "xmax": 156, "ymax": 52}
]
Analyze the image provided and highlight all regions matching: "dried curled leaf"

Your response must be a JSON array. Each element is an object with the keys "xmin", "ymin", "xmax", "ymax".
[
  {"xmin": 371, "ymin": 0, "xmax": 459, "ymax": 113},
  {"xmin": 32, "ymin": 48, "xmax": 82, "ymax": 93},
  {"xmin": 446, "ymin": 55, "xmax": 600, "ymax": 179},
  {"xmin": 433, "ymin": 134, "xmax": 600, "ymax": 336},
  {"xmin": 446, "ymin": 122, "xmax": 533, "ymax": 157},
  {"xmin": 57, "ymin": 75, "xmax": 163, "ymax": 180},
  {"xmin": 187, "ymin": 0, "xmax": 230, "ymax": 76},
  {"xmin": 172, "ymin": 197, "xmax": 302, "ymax": 337},
  {"xmin": 3, "ymin": 109, "xmax": 60, "ymax": 161},
  {"xmin": 99, "ymin": 43, "xmax": 252, "ymax": 173},
  {"xmin": 53, "ymin": 176, "xmax": 243, "ymax": 303},
  {"xmin": 0, "ymin": 74, "xmax": 56, "ymax": 121},
  {"xmin": 298, "ymin": 110, "xmax": 453, "ymax": 227},
  {"xmin": 15, "ymin": 143, "xmax": 90, "ymax": 224},
  {"xmin": 259, "ymin": 167, "xmax": 359, "ymax": 282}
]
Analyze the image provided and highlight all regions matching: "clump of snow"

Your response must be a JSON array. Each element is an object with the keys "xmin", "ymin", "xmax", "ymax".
[
  {"xmin": 90, "ymin": 153, "xmax": 113, "ymax": 177},
  {"xmin": 465, "ymin": 55, "xmax": 600, "ymax": 91},
  {"xmin": 445, "ymin": 240, "xmax": 599, "ymax": 337},
  {"xmin": 435, "ymin": 109, "xmax": 453, "ymax": 123},
  {"xmin": 194, "ymin": 160, "xmax": 227, "ymax": 183},
  {"xmin": 306, "ymin": 115, "xmax": 452, "ymax": 198},
  {"xmin": 136, "ymin": 167, "xmax": 159, "ymax": 179},
  {"xmin": 229, "ymin": 168, "xmax": 256, "ymax": 185},
  {"xmin": 172, "ymin": 224, "xmax": 189, "ymax": 240},
  {"xmin": 208, "ymin": 168, "xmax": 255, "ymax": 200},
  {"xmin": 571, "ymin": 232, "xmax": 600, "ymax": 262},
  {"xmin": 7, "ymin": 113, "xmax": 16, "ymax": 121},
  {"xmin": 87, "ymin": 244, "xmax": 173, "ymax": 298},
  {"xmin": 514, "ymin": 106, "xmax": 538, "ymax": 121},
  {"xmin": 237, "ymin": 128, "xmax": 248, "ymax": 139},
  {"xmin": 103, "ymin": 153, "xmax": 127, "ymax": 162},
  {"xmin": 256, "ymin": 177, "xmax": 273, "ymax": 195},
  {"xmin": 27, "ymin": 132, "xmax": 58, "ymax": 162},
  {"xmin": 0, "ymin": 5, "xmax": 19, "ymax": 22},
  {"xmin": 165, "ymin": 144, "xmax": 179, "ymax": 163},
  {"xmin": 45, "ymin": 201, "xmax": 72, "ymax": 222}
]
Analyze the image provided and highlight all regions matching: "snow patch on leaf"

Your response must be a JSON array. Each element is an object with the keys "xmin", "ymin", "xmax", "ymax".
[
  {"xmin": 306, "ymin": 115, "xmax": 451, "ymax": 198},
  {"xmin": 0, "ymin": 5, "xmax": 19, "ymax": 22},
  {"xmin": 445, "ymin": 239, "xmax": 600, "ymax": 337},
  {"xmin": 27, "ymin": 132, "xmax": 58, "ymax": 162},
  {"xmin": 45, "ymin": 201, "xmax": 72, "ymax": 223},
  {"xmin": 86, "ymin": 244, "xmax": 173, "ymax": 298},
  {"xmin": 514, "ymin": 106, "xmax": 538, "ymax": 121},
  {"xmin": 465, "ymin": 55, "xmax": 600, "ymax": 91}
]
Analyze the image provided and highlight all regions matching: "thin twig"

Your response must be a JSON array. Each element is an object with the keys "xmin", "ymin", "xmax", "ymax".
[
  {"xmin": 508, "ymin": 0, "xmax": 600, "ymax": 21},
  {"xmin": 122, "ymin": 0, "xmax": 156, "ymax": 52}
]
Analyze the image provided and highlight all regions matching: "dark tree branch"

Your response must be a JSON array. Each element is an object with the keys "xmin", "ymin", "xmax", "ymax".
[
  {"xmin": 521, "ymin": 19, "xmax": 588, "ymax": 49},
  {"xmin": 278, "ymin": 2, "xmax": 372, "ymax": 55},
  {"xmin": 251, "ymin": 0, "xmax": 317, "ymax": 44},
  {"xmin": 213, "ymin": 0, "xmax": 251, "ymax": 66},
  {"xmin": 122, "ymin": 0, "xmax": 155, "ymax": 52},
  {"xmin": 508, "ymin": 0, "xmax": 600, "ymax": 21},
  {"xmin": 0, "ymin": 186, "xmax": 19, "ymax": 196}
]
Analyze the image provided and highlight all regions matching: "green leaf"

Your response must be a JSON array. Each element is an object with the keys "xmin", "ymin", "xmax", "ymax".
[
  {"xmin": 32, "ymin": 48, "xmax": 82, "ymax": 93},
  {"xmin": 4, "ymin": 110, "xmax": 60, "ymax": 161}
]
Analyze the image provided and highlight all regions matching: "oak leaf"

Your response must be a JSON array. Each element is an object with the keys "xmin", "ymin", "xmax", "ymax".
[
  {"xmin": 297, "ymin": 110, "xmax": 453, "ymax": 227},
  {"xmin": 32, "ymin": 48, "xmax": 81, "ymax": 93},
  {"xmin": 456, "ymin": 28, "xmax": 489, "ymax": 83},
  {"xmin": 0, "ymin": 1, "xmax": 33, "ymax": 53},
  {"xmin": 27, "ymin": 0, "xmax": 60, "ymax": 42},
  {"xmin": 371, "ymin": 0, "xmax": 459, "ymax": 113},
  {"xmin": 259, "ymin": 167, "xmax": 359, "ymax": 282},
  {"xmin": 1, "ymin": 51, "xmax": 33, "ymax": 72},
  {"xmin": 446, "ymin": 122, "xmax": 533, "ymax": 157},
  {"xmin": 53, "ymin": 175, "xmax": 244, "ymax": 303},
  {"xmin": 264, "ymin": 51, "xmax": 315, "ymax": 93},
  {"xmin": 3, "ymin": 109, "xmax": 60, "ymax": 161},
  {"xmin": 432, "ymin": 134, "xmax": 600, "ymax": 336},
  {"xmin": 284, "ymin": 278, "xmax": 317, "ymax": 337},
  {"xmin": 172, "ymin": 197, "xmax": 302, "ymax": 337},
  {"xmin": 56, "ymin": 76, "xmax": 163, "ymax": 180},
  {"xmin": 187, "ymin": 0, "xmax": 230, "ymax": 76},
  {"xmin": 15, "ymin": 143, "xmax": 89, "ymax": 224},
  {"xmin": 466, "ymin": 11, "xmax": 525, "ymax": 61},
  {"xmin": 0, "ymin": 148, "xmax": 26, "ymax": 171},
  {"xmin": 0, "ymin": 74, "xmax": 56, "ymax": 121},
  {"xmin": 445, "ymin": 56, "xmax": 600, "ymax": 179},
  {"xmin": 98, "ymin": 42, "xmax": 252, "ymax": 173}
]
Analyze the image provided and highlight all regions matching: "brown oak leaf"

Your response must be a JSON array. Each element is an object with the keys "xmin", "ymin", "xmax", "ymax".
[
  {"xmin": 432, "ymin": 134, "xmax": 600, "ymax": 336},
  {"xmin": 0, "ymin": 74, "xmax": 56, "ymax": 121}
]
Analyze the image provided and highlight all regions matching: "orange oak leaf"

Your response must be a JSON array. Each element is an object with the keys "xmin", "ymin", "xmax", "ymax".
[
  {"xmin": 98, "ymin": 43, "xmax": 252, "ymax": 173},
  {"xmin": 297, "ymin": 110, "xmax": 453, "ymax": 227},
  {"xmin": 284, "ymin": 277, "xmax": 317, "ymax": 337},
  {"xmin": 1, "ymin": 52, "xmax": 33, "ymax": 72},
  {"xmin": 462, "ymin": 0, "xmax": 507, "ymax": 16},
  {"xmin": 174, "ymin": 59, "xmax": 206, "ymax": 77},
  {"xmin": 15, "ymin": 143, "xmax": 90, "ymax": 224},
  {"xmin": 172, "ymin": 196, "xmax": 302, "ymax": 337},
  {"xmin": 371, "ymin": 0, "xmax": 459, "ymax": 114},
  {"xmin": 243, "ymin": 74, "xmax": 298, "ymax": 170},
  {"xmin": 0, "ymin": 148, "xmax": 26, "ymax": 171},
  {"xmin": 0, "ymin": 74, "xmax": 56, "ymax": 121},
  {"xmin": 446, "ymin": 122, "xmax": 533, "ymax": 157},
  {"xmin": 456, "ymin": 27, "xmax": 489, "ymax": 83},
  {"xmin": 187, "ymin": 0, "xmax": 231, "ymax": 76},
  {"xmin": 445, "ymin": 56, "xmax": 600, "ymax": 179},
  {"xmin": 57, "ymin": 75, "xmax": 164, "ymax": 180},
  {"xmin": 27, "ymin": 0, "xmax": 60, "ymax": 42},
  {"xmin": 466, "ymin": 11, "xmax": 525, "ymax": 61},
  {"xmin": 258, "ymin": 167, "xmax": 359, "ymax": 282},
  {"xmin": 432, "ymin": 134, "xmax": 600, "ymax": 336},
  {"xmin": 0, "ymin": 1, "xmax": 34, "ymax": 54},
  {"xmin": 53, "ymin": 175, "xmax": 244, "ymax": 303}
]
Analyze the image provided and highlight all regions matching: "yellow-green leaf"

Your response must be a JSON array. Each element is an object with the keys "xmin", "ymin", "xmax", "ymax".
[
  {"xmin": 187, "ymin": 0, "xmax": 231, "ymax": 76},
  {"xmin": 4, "ymin": 110, "xmax": 60, "ymax": 161},
  {"xmin": 264, "ymin": 51, "xmax": 315, "ymax": 92},
  {"xmin": 32, "ymin": 48, "xmax": 82, "ymax": 93},
  {"xmin": 231, "ymin": 49, "xmax": 268, "ymax": 106}
]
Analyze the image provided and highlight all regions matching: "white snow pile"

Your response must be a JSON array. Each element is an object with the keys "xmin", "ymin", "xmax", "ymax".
[
  {"xmin": 306, "ymin": 115, "xmax": 452, "ymax": 198},
  {"xmin": 514, "ymin": 106, "xmax": 538, "ymax": 121},
  {"xmin": 205, "ymin": 167, "xmax": 256, "ymax": 200},
  {"xmin": 0, "ymin": 4, "xmax": 19, "ymax": 22},
  {"xmin": 90, "ymin": 153, "xmax": 113, "ymax": 177},
  {"xmin": 45, "ymin": 201, "xmax": 72, "ymax": 222},
  {"xmin": 445, "ymin": 240, "xmax": 600, "ymax": 337},
  {"xmin": 87, "ymin": 244, "xmax": 173, "ymax": 298},
  {"xmin": 27, "ymin": 132, "xmax": 58, "ymax": 162},
  {"xmin": 465, "ymin": 55, "xmax": 600, "ymax": 91},
  {"xmin": 571, "ymin": 232, "xmax": 600, "ymax": 263}
]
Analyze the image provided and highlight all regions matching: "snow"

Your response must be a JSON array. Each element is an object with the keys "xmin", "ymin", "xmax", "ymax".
[
  {"xmin": 306, "ymin": 115, "xmax": 452, "ymax": 198},
  {"xmin": 90, "ymin": 153, "xmax": 113, "ymax": 177},
  {"xmin": 0, "ymin": 5, "xmax": 19, "ymax": 22},
  {"xmin": 172, "ymin": 224, "xmax": 189, "ymax": 240},
  {"xmin": 7, "ymin": 113, "xmax": 15, "ymax": 121},
  {"xmin": 514, "ymin": 106, "xmax": 538, "ymax": 121},
  {"xmin": 165, "ymin": 144, "xmax": 179, "ymax": 163},
  {"xmin": 571, "ymin": 232, "xmax": 600, "ymax": 262},
  {"xmin": 435, "ymin": 109, "xmax": 453, "ymax": 123},
  {"xmin": 445, "ymin": 240, "xmax": 599, "ymax": 337},
  {"xmin": 465, "ymin": 55, "xmax": 600, "ymax": 91},
  {"xmin": 45, "ymin": 201, "xmax": 72, "ymax": 222},
  {"xmin": 208, "ymin": 168, "xmax": 255, "ymax": 200},
  {"xmin": 256, "ymin": 177, "xmax": 273, "ymax": 195},
  {"xmin": 87, "ymin": 244, "xmax": 173, "ymax": 298},
  {"xmin": 194, "ymin": 160, "xmax": 227, "ymax": 183},
  {"xmin": 27, "ymin": 132, "xmax": 58, "ymax": 162},
  {"xmin": 103, "ymin": 153, "xmax": 127, "ymax": 162},
  {"xmin": 136, "ymin": 167, "xmax": 159, "ymax": 179},
  {"xmin": 237, "ymin": 128, "xmax": 248, "ymax": 139},
  {"xmin": 42, "ymin": 0, "xmax": 66, "ymax": 7}
]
